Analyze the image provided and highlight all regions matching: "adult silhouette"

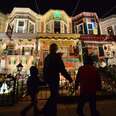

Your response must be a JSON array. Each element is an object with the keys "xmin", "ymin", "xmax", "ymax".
[
  {"xmin": 76, "ymin": 55, "xmax": 101, "ymax": 116},
  {"xmin": 43, "ymin": 43, "xmax": 73, "ymax": 116}
]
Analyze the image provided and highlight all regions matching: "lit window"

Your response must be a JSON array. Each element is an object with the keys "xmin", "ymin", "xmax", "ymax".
[
  {"xmin": 91, "ymin": 18, "xmax": 95, "ymax": 22},
  {"xmin": 46, "ymin": 23, "xmax": 51, "ymax": 33},
  {"xmin": 88, "ymin": 24, "xmax": 92, "ymax": 29},
  {"xmin": 18, "ymin": 21, "xmax": 24, "ymax": 26},
  {"xmin": 107, "ymin": 26, "xmax": 114, "ymax": 35},
  {"xmin": 17, "ymin": 21, "xmax": 25, "ymax": 33},
  {"xmin": 54, "ymin": 21, "xmax": 60, "ymax": 33},
  {"xmin": 77, "ymin": 24, "xmax": 83, "ymax": 34},
  {"xmin": 88, "ymin": 30, "xmax": 93, "ymax": 34},
  {"xmin": 64, "ymin": 24, "xmax": 67, "ymax": 33}
]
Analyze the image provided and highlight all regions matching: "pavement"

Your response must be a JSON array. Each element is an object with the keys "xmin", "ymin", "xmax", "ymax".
[{"xmin": 0, "ymin": 99, "xmax": 116, "ymax": 116}]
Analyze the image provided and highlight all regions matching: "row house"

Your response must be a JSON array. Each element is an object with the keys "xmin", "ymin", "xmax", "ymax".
[
  {"xmin": 99, "ymin": 15, "xmax": 116, "ymax": 36},
  {"xmin": 0, "ymin": 7, "xmax": 115, "ymax": 75},
  {"xmin": 72, "ymin": 12, "xmax": 100, "ymax": 35}
]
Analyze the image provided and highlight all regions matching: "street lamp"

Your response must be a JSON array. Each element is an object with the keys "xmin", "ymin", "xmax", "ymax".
[{"xmin": 16, "ymin": 63, "xmax": 23, "ymax": 72}]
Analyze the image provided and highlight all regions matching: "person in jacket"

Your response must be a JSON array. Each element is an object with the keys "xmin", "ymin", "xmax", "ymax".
[
  {"xmin": 75, "ymin": 55, "xmax": 101, "ymax": 116},
  {"xmin": 43, "ymin": 43, "xmax": 73, "ymax": 116}
]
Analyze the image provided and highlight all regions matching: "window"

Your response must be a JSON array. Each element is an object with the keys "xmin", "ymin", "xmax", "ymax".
[
  {"xmin": 78, "ymin": 24, "xmax": 83, "ymax": 34},
  {"xmin": 17, "ymin": 21, "xmax": 25, "ymax": 33},
  {"xmin": 54, "ymin": 21, "xmax": 60, "ymax": 33},
  {"xmin": 88, "ymin": 30, "xmax": 93, "ymax": 34},
  {"xmin": 107, "ymin": 26, "xmax": 114, "ymax": 35},
  {"xmin": 74, "ymin": 25, "xmax": 77, "ymax": 33},
  {"xmin": 46, "ymin": 23, "xmax": 51, "ymax": 33},
  {"xmin": 22, "ymin": 47, "xmax": 33, "ymax": 55},
  {"xmin": 64, "ymin": 24, "xmax": 67, "ymax": 33},
  {"xmin": 91, "ymin": 18, "xmax": 95, "ymax": 22},
  {"xmin": 99, "ymin": 46, "xmax": 104, "ymax": 57},
  {"xmin": 29, "ymin": 23, "xmax": 34, "ymax": 33},
  {"xmin": 18, "ymin": 21, "xmax": 24, "ymax": 26},
  {"xmin": 87, "ymin": 23, "xmax": 94, "ymax": 34},
  {"xmin": 88, "ymin": 24, "xmax": 92, "ymax": 29},
  {"xmin": 79, "ymin": 25, "xmax": 83, "ymax": 30}
]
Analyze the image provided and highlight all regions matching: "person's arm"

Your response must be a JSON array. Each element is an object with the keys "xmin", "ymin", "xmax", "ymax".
[{"xmin": 59, "ymin": 58, "xmax": 73, "ymax": 83}]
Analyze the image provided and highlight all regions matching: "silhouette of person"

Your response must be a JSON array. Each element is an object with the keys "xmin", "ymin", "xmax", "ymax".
[
  {"xmin": 20, "ymin": 66, "xmax": 40, "ymax": 116},
  {"xmin": 75, "ymin": 55, "xmax": 101, "ymax": 116},
  {"xmin": 43, "ymin": 43, "xmax": 73, "ymax": 116}
]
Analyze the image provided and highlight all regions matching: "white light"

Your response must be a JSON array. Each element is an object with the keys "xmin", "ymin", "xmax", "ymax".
[{"xmin": 0, "ymin": 82, "xmax": 12, "ymax": 94}]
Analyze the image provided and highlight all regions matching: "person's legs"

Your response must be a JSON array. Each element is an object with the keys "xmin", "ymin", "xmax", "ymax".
[
  {"xmin": 21, "ymin": 93, "xmax": 38, "ymax": 116},
  {"xmin": 31, "ymin": 94, "xmax": 39, "ymax": 116},
  {"xmin": 43, "ymin": 82, "xmax": 59, "ymax": 116},
  {"xmin": 89, "ymin": 95, "xmax": 100, "ymax": 116},
  {"xmin": 77, "ymin": 95, "xmax": 86, "ymax": 116}
]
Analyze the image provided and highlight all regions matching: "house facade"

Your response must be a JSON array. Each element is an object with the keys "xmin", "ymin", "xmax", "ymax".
[{"xmin": 0, "ymin": 7, "xmax": 115, "ymax": 77}]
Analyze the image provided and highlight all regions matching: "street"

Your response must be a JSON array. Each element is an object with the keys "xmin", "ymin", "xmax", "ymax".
[{"xmin": 0, "ymin": 99, "xmax": 116, "ymax": 116}]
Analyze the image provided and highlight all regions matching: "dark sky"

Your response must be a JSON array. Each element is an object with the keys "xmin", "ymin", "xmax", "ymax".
[{"xmin": 0, "ymin": 0, "xmax": 116, "ymax": 18}]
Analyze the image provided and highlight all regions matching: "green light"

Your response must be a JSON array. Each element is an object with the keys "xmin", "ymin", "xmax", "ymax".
[{"xmin": 54, "ymin": 11, "xmax": 61, "ymax": 18}]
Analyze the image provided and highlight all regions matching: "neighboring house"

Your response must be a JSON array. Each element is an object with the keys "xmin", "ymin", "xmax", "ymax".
[
  {"xmin": 99, "ymin": 15, "xmax": 116, "ymax": 35},
  {"xmin": 0, "ymin": 7, "xmax": 115, "ymax": 73},
  {"xmin": 7, "ymin": 7, "xmax": 41, "ymax": 34},
  {"xmin": 72, "ymin": 12, "xmax": 100, "ymax": 35},
  {"xmin": 7, "ymin": 8, "xmax": 72, "ymax": 34}
]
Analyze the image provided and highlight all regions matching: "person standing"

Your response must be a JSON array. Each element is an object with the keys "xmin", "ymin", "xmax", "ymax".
[
  {"xmin": 75, "ymin": 55, "xmax": 101, "ymax": 116},
  {"xmin": 43, "ymin": 43, "xmax": 73, "ymax": 116}
]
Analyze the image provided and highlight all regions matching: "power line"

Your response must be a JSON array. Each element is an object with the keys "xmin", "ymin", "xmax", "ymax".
[
  {"xmin": 34, "ymin": 0, "xmax": 40, "ymax": 14},
  {"xmin": 71, "ymin": 0, "xmax": 80, "ymax": 16},
  {"xmin": 101, "ymin": 5, "xmax": 116, "ymax": 18}
]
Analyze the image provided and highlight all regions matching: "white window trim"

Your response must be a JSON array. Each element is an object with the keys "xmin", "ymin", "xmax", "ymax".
[
  {"xmin": 16, "ymin": 19, "xmax": 26, "ymax": 33},
  {"xmin": 77, "ymin": 23, "xmax": 83, "ymax": 33},
  {"xmin": 28, "ymin": 20, "xmax": 35, "ymax": 33},
  {"xmin": 45, "ymin": 20, "xmax": 54, "ymax": 33},
  {"xmin": 87, "ymin": 23, "xmax": 93, "ymax": 34},
  {"xmin": 60, "ymin": 21, "xmax": 67, "ymax": 33}
]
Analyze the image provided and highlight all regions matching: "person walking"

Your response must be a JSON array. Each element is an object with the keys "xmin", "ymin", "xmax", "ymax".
[
  {"xmin": 43, "ymin": 43, "xmax": 73, "ymax": 116},
  {"xmin": 75, "ymin": 55, "xmax": 101, "ymax": 116},
  {"xmin": 20, "ymin": 66, "xmax": 40, "ymax": 116}
]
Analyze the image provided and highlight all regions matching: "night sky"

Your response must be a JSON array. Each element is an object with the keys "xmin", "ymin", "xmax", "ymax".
[{"xmin": 0, "ymin": 0, "xmax": 116, "ymax": 18}]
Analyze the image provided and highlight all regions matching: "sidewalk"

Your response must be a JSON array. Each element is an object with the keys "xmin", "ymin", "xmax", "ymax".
[{"xmin": 0, "ymin": 99, "xmax": 116, "ymax": 116}]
